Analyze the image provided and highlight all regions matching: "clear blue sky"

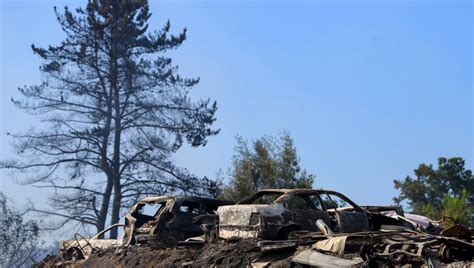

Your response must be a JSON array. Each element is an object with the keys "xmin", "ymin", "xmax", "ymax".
[{"xmin": 1, "ymin": 0, "xmax": 472, "ymax": 212}]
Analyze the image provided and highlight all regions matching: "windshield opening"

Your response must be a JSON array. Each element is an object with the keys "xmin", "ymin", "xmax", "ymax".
[
  {"xmin": 137, "ymin": 202, "xmax": 165, "ymax": 217},
  {"xmin": 290, "ymin": 194, "xmax": 324, "ymax": 211},
  {"xmin": 320, "ymin": 193, "xmax": 354, "ymax": 210},
  {"xmin": 239, "ymin": 192, "xmax": 283, "ymax": 205}
]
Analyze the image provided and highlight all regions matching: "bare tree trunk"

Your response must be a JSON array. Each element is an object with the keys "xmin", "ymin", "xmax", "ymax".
[
  {"xmin": 97, "ymin": 70, "xmax": 114, "ymax": 236},
  {"xmin": 97, "ymin": 176, "xmax": 113, "ymax": 237},
  {"xmin": 110, "ymin": 42, "xmax": 121, "ymax": 238},
  {"xmin": 110, "ymin": 176, "xmax": 121, "ymax": 239}
]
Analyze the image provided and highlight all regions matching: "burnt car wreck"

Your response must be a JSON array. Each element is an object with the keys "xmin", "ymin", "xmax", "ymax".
[
  {"xmin": 215, "ymin": 189, "xmax": 472, "ymax": 267},
  {"xmin": 52, "ymin": 195, "xmax": 232, "ymax": 265},
  {"xmin": 123, "ymin": 195, "xmax": 233, "ymax": 246},
  {"xmin": 217, "ymin": 189, "xmax": 410, "ymax": 240}
]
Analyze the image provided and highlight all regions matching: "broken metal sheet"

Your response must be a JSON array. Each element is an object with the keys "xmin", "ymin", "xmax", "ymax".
[
  {"xmin": 58, "ymin": 223, "xmax": 125, "ymax": 263},
  {"xmin": 292, "ymin": 249, "xmax": 363, "ymax": 267},
  {"xmin": 440, "ymin": 224, "xmax": 472, "ymax": 240},
  {"xmin": 313, "ymin": 236, "xmax": 348, "ymax": 254},
  {"xmin": 183, "ymin": 235, "xmax": 205, "ymax": 242},
  {"xmin": 361, "ymin": 205, "xmax": 404, "ymax": 216},
  {"xmin": 382, "ymin": 211, "xmax": 440, "ymax": 230},
  {"xmin": 404, "ymin": 213, "xmax": 440, "ymax": 229}
]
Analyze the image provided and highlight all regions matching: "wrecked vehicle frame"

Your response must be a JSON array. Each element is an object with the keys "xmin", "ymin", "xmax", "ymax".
[
  {"xmin": 123, "ymin": 195, "xmax": 233, "ymax": 246},
  {"xmin": 217, "ymin": 188, "xmax": 411, "ymax": 240},
  {"xmin": 56, "ymin": 195, "xmax": 233, "ymax": 264}
]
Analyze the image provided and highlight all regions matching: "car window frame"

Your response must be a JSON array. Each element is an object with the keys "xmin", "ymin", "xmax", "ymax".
[
  {"xmin": 317, "ymin": 191, "xmax": 362, "ymax": 212},
  {"xmin": 238, "ymin": 191, "xmax": 285, "ymax": 205},
  {"xmin": 178, "ymin": 200, "xmax": 203, "ymax": 215},
  {"xmin": 285, "ymin": 193, "xmax": 325, "ymax": 211}
]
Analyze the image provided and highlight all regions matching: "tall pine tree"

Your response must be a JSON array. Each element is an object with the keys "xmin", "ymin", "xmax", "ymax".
[{"xmin": 1, "ymin": 0, "xmax": 218, "ymax": 238}]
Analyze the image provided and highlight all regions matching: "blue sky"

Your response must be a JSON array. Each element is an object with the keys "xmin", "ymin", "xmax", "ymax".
[{"xmin": 1, "ymin": 0, "xmax": 472, "ymax": 214}]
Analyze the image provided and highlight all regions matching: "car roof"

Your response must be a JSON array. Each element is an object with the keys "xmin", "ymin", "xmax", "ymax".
[
  {"xmin": 175, "ymin": 195, "xmax": 234, "ymax": 205},
  {"xmin": 257, "ymin": 188, "xmax": 341, "ymax": 195},
  {"xmin": 238, "ymin": 188, "xmax": 360, "ymax": 208},
  {"xmin": 138, "ymin": 195, "xmax": 233, "ymax": 205},
  {"xmin": 139, "ymin": 195, "xmax": 175, "ymax": 203}
]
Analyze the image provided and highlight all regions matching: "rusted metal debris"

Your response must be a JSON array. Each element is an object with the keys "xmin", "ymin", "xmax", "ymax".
[
  {"xmin": 293, "ymin": 249, "xmax": 363, "ymax": 266},
  {"xmin": 289, "ymin": 229, "xmax": 473, "ymax": 266},
  {"xmin": 58, "ymin": 223, "xmax": 125, "ymax": 263},
  {"xmin": 359, "ymin": 229, "xmax": 474, "ymax": 266}
]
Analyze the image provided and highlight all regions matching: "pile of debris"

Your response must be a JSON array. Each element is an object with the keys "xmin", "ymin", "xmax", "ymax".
[
  {"xmin": 288, "ymin": 225, "xmax": 473, "ymax": 266},
  {"xmin": 36, "ymin": 189, "xmax": 473, "ymax": 267}
]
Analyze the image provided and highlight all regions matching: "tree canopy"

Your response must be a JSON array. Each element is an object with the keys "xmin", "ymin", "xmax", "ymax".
[
  {"xmin": 222, "ymin": 132, "xmax": 315, "ymax": 201},
  {"xmin": 393, "ymin": 157, "xmax": 473, "ymax": 225},
  {"xmin": 1, "ymin": 0, "xmax": 219, "ymax": 238}
]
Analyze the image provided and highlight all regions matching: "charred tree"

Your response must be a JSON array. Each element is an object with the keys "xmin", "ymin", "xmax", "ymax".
[{"xmin": 1, "ymin": 0, "xmax": 218, "ymax": 238}]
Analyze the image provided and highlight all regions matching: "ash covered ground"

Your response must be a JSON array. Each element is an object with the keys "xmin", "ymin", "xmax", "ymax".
[{"xmin": 63, "ymin": 239, "xmax": 297, "ymax": 268}]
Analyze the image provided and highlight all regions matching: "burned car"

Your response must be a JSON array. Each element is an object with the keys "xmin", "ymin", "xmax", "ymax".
[
  {"xmin": 218, "ymin": 189, "xmax": 409, "ymax": 240},
  {"xmin": 122, "ymin": 195, "xmax": 233, "ymax": 246},
  {"xmin": 55, "ymin": 195, "xmax": 232, "ymax": 264}
]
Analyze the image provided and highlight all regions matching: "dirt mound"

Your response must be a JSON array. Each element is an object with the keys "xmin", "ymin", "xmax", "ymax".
[{"xmin": 80, "ymin": 239, "xmax": 298, "ymax": 268}]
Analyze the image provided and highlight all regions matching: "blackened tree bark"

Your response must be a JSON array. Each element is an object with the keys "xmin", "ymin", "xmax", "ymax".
[{"xmin": 1, "ymin": 0, "xmax": 219, "ymax": 238}]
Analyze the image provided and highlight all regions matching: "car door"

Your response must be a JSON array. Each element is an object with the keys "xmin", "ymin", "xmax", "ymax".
[
  {"xmin": 285, "ymin": 194, "xmax": 332, "ymax": 231},
  {"xmin": 173, "ymin": 200, "xmax": 204, "ymax": 238},
  {"xmin": 320, "ymin": 192, "xmax": 369, "ymax": 233}
]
